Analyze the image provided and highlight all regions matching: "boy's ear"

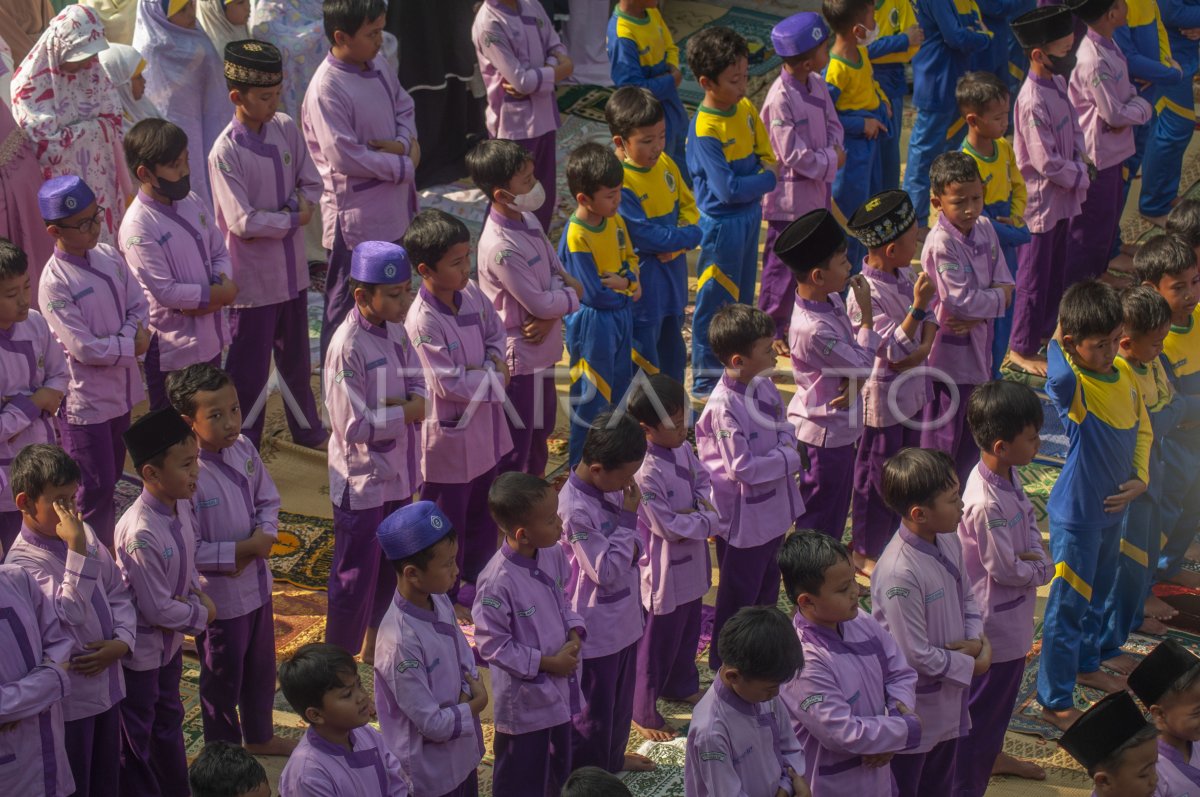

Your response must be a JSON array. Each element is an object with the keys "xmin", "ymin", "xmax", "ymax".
[
  {"xmin": 907, "ymin": 504, "xmax": 926, "ymax": 524},
  {"xmin": 719, "ymin": 666, "xmax": 739, "ymax": 687},
  {"xmin": 415, "ymin": 262, "xmax": 434, "ymax": 280},
  {"xmin": 1061, "ymin": 333, "xmax": 1077, "ymax": 352},
  {"xmin": 793, "ymin": 592, "xmax": 815, "ymax": 612},
  {"xmin": 929, "ymin": 194, "xmax": 943, "ymax": 212},
  {"xmin": 611, "ymin": 134, "xmax": 625, "ymax": 151},
  {"xmin": 14, "ymin": 491, "xmax": 31, "ymax": 515},
  {"xmin": 138, "ymin": 462, "xmax": 158, "ymax": 486},
  {"xmin": 135, "ymin": 164, "xmax": 156, "ymax": 185},
  {"xmin": 512, "ymin": 526, "xmax": 529, "ymax": 547},
  {"xmin": 331, "ymin": 29, "xmax": 350, "ymax": 48},
  {"xmin": 304, "ymin": 706, "xmax": 323, "ymax": 725},
  {"xmin": 228, "ymin": 89, "xmax": 242, "ymax": 106},
  {"xmin": 964, "ymin": 111, "xmax": 978, "ymax": 129},
  {"xmin": 1092, "ymin": 771, "xmax": 1113, "ymax": 790},
  {"xmin": 697, "ymin": 74, "xmax": 713, "ymax": 92}
]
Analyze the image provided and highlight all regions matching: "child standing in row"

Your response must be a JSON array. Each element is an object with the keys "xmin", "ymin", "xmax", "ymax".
[
  {"xmin": 1058, "ymin": 691, "xmax": 1160, "ymax": 797},
  {"xmin": 869, "ymin": 0, "xmax": 922, "ymax": 190},
  {"xmin": 1128, "ymin": 639, "xmax": 1200, "ymax": 795}
]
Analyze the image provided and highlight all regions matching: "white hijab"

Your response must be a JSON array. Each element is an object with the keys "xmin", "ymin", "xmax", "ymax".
[
  {"xmin": 98, "ymin": 42, "xmax": 160, "ymax": 124},
  {"xmin": 197, "ymin": 0, "xmax": 247, "ymax": 60}
]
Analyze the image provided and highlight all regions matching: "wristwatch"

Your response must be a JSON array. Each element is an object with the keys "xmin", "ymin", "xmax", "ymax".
[{"xmin": 908, "ymin": 305, "xmax": 928, "ymax": 321}]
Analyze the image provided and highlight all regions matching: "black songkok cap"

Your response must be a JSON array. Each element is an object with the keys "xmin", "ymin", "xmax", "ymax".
[
  {"xmin": 1012, "ymin": 5, "xmax": 1075, "ymax": 49},
  {"xmin": 773, "ymin": 209, "xmax": 846, "ymax": 274},
  {"xmin": 1066, "ymin": 0, "xmax": 1118, "ymax": 23},
  {"xmin": 123, "ymin": 407, "xmax": 193, "ymax": 469},
  {"xmin": 1058, "ymin": 692, "xmax": 1153, "ymax": 772},
  {"xmin": 848, "ymin": 190, "xmax": 916, "ymax": 248},
  {"xmin": 224, "ymin": 39, "xmax": 284, "ymax": 87},
  {"xmin": 1129, "ymin": 638, "xmax": 1200, "ymax": 708}
]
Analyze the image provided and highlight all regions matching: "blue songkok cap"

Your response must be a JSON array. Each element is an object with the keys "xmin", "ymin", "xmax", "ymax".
[
  {"xmin": 38, "ymin": 175, "xmax": 96, "ymax": 222},
  {"xmin": 350, "ymin": 240, "xmax": 412, "ymax": 285},
  {"xmin": 376, "ymin": 501, "xmax": 455, "ymax": 561},
  {"xmin": 771, "ymin": 12, "xmax": 829, "ymax": 58}
]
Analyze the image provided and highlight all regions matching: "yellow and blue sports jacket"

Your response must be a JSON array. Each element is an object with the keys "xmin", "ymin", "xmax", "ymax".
[
  {"xmin": 961, "ymin": 137, "xmax": 1030, "ymax": 249},
  {"xmin": 619, "ymin": 153, "xmax": 701, "ymax": 322},
  {"xmin": 556, "ymin": 212, "xmax": 639, "ymax": 311},
  {"xmin": 1164, "ymin": 303, "xmax": 1200, "ymax": 418},
  {"xmin": 1162, "ymin": 0, "xmax": 1200, "ymax": 91},
  {"xmin": 912, "ymin": 0, "xmax": 992, "ymax": 111},
  {"xmin": 823, "ymin": 46, "xmax": 892, "ymax": 138},
  {"xmin": 870, "ymin": 0, "xmax": 921, "ymax": 66},
  {"xmin": 686, "ymin": 96, "xmax": 776, "ymax": 216},
  {"xmin": 1116, "ymin": 0, "xmax": 1184, "ymax": 93},
  {"xmin": 1045, "ymin": 340, "xmax": 1152, "ymax": 528},
  {"xmin": 607, "ymin": 8, "xmax": 688, "ymax": 139}
]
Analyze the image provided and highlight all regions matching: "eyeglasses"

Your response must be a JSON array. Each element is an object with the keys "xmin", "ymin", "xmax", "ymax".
[{"xmin": 56, "ymin": 207, "xmax": 105, "ymax": 235}]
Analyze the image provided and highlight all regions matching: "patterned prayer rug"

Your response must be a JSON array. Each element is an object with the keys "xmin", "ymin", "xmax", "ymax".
[{"xmin": 674, "ymin": 6, "xmax": 783, "ymax": 106}]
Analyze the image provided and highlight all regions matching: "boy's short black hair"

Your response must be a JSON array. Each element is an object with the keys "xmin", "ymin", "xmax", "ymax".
[
  {"xmin": 627, "ymin": 374, "xmax": 688, "ymax": 429},
  {"xmin": 390, "ymin": 528, "xmax": 457, "ymax": 576},
  {"xmin": 1122, "ymin": 285, "xmax": 1173, "ymax": 338},
  {"xmin": 605, "ymin": 86, "xmax": 666, "ymax": 140},
  {"xmin": 561, "ymin": 766, "xmax": 634, "ymax": 797},
  {"xmin": 956, "ymin": 70, "xmax": 1009, "ymax": 116},
  {"xmin": 1090, "ymin": 724, "xmax": 1159, "ymax": 778},
  {"xmin": 565, "ymin": 142, "xmax": 624, "ymax": 199},
  {"xmin": 10, "ymin": 444, "xmax": 81, "ymax": 505},
  {"xmin": 188, "ymin": 741, "xmax": 269, "ymax": 797},
  {"xmin": 967, "ymin": 380, "xmax": 1044, "ymax": 452},
  {"xmin": 465, "ymin": 138, "xmax": 534, "ymax": 203},
  {"xmin": 685, "ymin": 27, "xmax": 749, "ymax": 84},
  {"xmin": 1166, "ymin": 199, "xmax": 1200, "ymax": 248},
  {"xmin": 124, "ymin": 118, "xmax": 189, "ymax": 179},
  {"xmin": 278, "ymin": 643, "xmax": 359, "ymax": 722},
  {"xmin": 580, "ymin": 410, "xmax": 648, "ymax": 471},
  {"xmin": 347, "ymin": 276, "xmax": 384, "ymax": 297},
  {"xmin": 778, "ymin": 530, "xmax": 852, "ymax": 605},
  {"xmin": 882, "ymin": 447, "xmax": 959, "ymax": 516},
  {"xmin": 821, "ymin": 0, "xmax": 873, "ymax": 35},
  {"xmin": 1059, "ymin": 279, "xmax": 1123, "ymax": 341},
  {"xmin": 403, "ymin": 209, "xmax": 470, "ymax": 271},
  {"xmin": 708, "ymin": 303, "xmax": 776, "ymax": 366},
  {"xmin": 322, "ymin": 0, "xmax": 386, "ymax": 44},
  {"xmin": 930, "ymin": 151, "xmax": 983, "ymax": 196},
  {"xmin": 0, "ymin": 238, "xmax": 28, "ymax": 282},
  {"xmin": 1074, "ymin": 0, "xmax": 1118, "ymax": 24},
  {"xmin": 488, "ymin": 471, "xmax": 553, "ymax": 534},
  {"xmin": 716, "ymin": 606, "xmax": 804, "ymax": 684},
  {"xmin": 166, "ymin": 362, "xmax": 235, "ymax": 418},
  {"xmin": 1135, "ymin": 233, "xmax": 1198, "ymax": 286}
]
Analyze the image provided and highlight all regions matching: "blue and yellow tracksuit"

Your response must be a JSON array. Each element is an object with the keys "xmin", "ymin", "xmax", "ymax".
[
  {"xmin": 558, "ymin": 213, "xmax": 639, "ymax": 465},
  {"xmin": 904, "ymin": 0, "xmax": 992, "ymax": 224},
  {"xmin": 976, "ymin": 0, "xmax": 1027, "ymax": 80},
  {"xmin": 1099, "ymin": 354, "xmax": 1183, "ymax": 661},
  {"xmin": 870, "ymin": 0, "xmax": 920, "ymax": 190},
  {"xmin": 1036, "ymin": 341, "xmax": 1152, "ymax": 711},
  {"xmin": 825, "ymin": 45, "xmax": 892, "ymax": 269},
  {"xmin": 607, "ymin": 7, "xmax": 691, "ymax": 185},
  {"xmin": 685, "ymin": 96, "xmax": 776, "ymax": 398},
  {"xmin": 619, "ymin": 153, "xmax": 701, "ymax": 383},
  {"xmin": 1006, "ymin": 0, "xmax": 1036, "ymax": 94},
  {"xmin": 1141, "ymin": 0, "xmax": 1200, "ymax": 217},
  {"xmin": 961, "ymin": 137, "xmax": 1030, "ymax": 376},
  {"xmin": 1155, "ymin": 304, "xmax": 1200, "ymax": 577}
]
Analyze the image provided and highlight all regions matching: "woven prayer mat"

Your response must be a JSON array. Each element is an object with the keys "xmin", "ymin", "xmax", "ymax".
[{"xmin": 674, "ymin": 6, "xmax": 784, "ymax": 106}]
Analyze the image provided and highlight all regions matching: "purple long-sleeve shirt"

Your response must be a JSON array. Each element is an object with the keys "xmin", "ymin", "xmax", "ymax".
[
  {"xmin": 1069, "ymin": 30, "xmax": 1154, "ymax": 171},
  {"xmin": 1014, "ymin": 72, "xmax": 1091, "ymax": 232},
  {"xmin": 279, "ymin": 726, "xmax": 410, "ymax": 797},
  {"xmin": 760, "ymin": 70, "xmax": 844, "ymax": 221}
]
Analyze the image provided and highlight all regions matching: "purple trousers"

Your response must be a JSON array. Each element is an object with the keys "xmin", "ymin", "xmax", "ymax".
[
  {"xmin": 0, "ymin": 510, "xmax": 21, "ymax": 554},
  {"xmin": 326, "ymin": 497, "xmax": 407, "ymax": 655},
  {"xmin": 1066, "ymin": 164, "xmax": 1124, "ymax": 287},
  {"xmin": 196, "ymin": 601, "xmax": 276, "ymax": 745},
  {"xmin": 513, "ymin": 130, "xmax": 557, "ymax": 234},
  {"xmin": 758, "ymin": 219, "xmax": 796, "ymax": 341},
  {"xmin": 492, "ymin": 721, "xmax": 572, "ymax": 797},
  {"xmin": 892, "ymin": 737, "xmax": 960, "ymax": 797},
  {"xmin": 633, "ymin": 597, "xmax": 702, "ymax": 729},
  {"xmin": 422, "ymin": 466, "xmax": 500, "ymax": 608},
  {"xmin": 435, "ymin": 771, "xmax": 479, "ymax": 797},
  {"xmin": 572, "ymin": 639, "xmax": 639, "ymax": 773},
  {"xmin": 226, "ymin": 293, "xmax": 326, "ymax": 449},
  {"xmin": 921, "ymin": 381, "xmax": 980, "ymax": 490},
  {"xmin": 59, "ymin": 413, "xmax": 130, "ymax": 550},
  {"xmin": 711, "ymin": 535, "xmax": 784, "ymax": 670},
  {"xmin": 120, "ymin": 650, "xmax": 190, "ymax": 797},
  {"xmin": 954, "ymin": 657, "xmax": 1025, "ymax": 797},
  {"xmin": 499, "ymin": 369, "xmax": 557, "ymax": 477},
  {"xmin": 65, "ymin": 703, "xmax": 121, "ymax": 797},
  {"xmin": 852, "ymin": 423, "xmax": 922, "ymax": 559},
  {"xmin": 795, "ymin": 442, "xmax": 856, "ymax": 540},
  {"xmin": 145, "ymin": 338, "xmax": 221, "ymax": 411},
  {"xmin": 1010, "ymin": 219, "xmax": 1068, "ymax": 357}
]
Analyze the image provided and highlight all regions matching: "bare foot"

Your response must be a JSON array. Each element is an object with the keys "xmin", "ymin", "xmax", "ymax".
[
  {"xmin": 680, "ymin": 689, "xmax": 705, "ymax": 705},
  {"xmin": 1143, "ymin": 212, "xmax": 1169, "ymax": 228},
  {"xmin": 245, "ymin": 735, "xmax": 299, "ymax": 756},
  {"xmin": 633, "ymin": 720, "xmax": 678, "ymax": 741},
  {"xmin": 453, "ymin": 603, "xmax": 474, "ymax": 624},
  {"xmin": 1144, "ymin": 593, "xmax": 1179, "ymax": 620},
  {"xmin": 1008, "ymin": 350, "xmax": 1049, "ymax": 377},
  {"xmin": 1101, "ymin": 652, "xmax": 1139, "ymax": 675},
  {"xmin": 991, "ymin": 751, "xmax": 1046, "ymax": 780},
  {"xmin": 1041, "ymin": 706, "xmax": 1083, "ymax": 732},
  {"xmin": 1077, "ymin": 669, "xmax": 1128, "ymax": 693},
  {"xmin": 1139, "ymin": 616, "xmax": 1170, "ymax": 635},
  {"xmin": 852, "ymin": 551, "xmax": 877, "ymax": 577},
  {"xmin": 623, "ymin": 752, "xmax": 656, "ymax": 772},
  {"xmin": 1168, "ymin": 568, "xmax": 1200, "ymax": 589}
]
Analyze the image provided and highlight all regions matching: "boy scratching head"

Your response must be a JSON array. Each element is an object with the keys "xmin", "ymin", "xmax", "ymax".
[
  {"xmin": 779, "ymin": 530, "xmax": 861, "ymax": 629},
  {"xmin": 686, "ymin": 27, "xmax": 749, "ymax": 111},
  {"xmin": 188, "ymin": 740, "xmax": 271, "ymax": 797},
  {"xmin": 820, "ymin": 0, "xmax": 875, "ymax": 46},
  {"xmin": 715, "ymin": 605, "xmax": 804, "ymax": 703},
  {"xmin": 929, "ymin": 151, "xmax": 985, "ymax": 236},
  {"xmin": 1119, "ymin": 286, "xmax": 1172, "ymax": 368},
  {"xmin": 1058, "ymin": 279, "xmax": 1124, "ymax": 375},
  {"xmin": 967, "ymin": 380, "xmax": 1044, "ymax": 471},
  {"xmin": 0, "ymin": 238, "xmax": 31, "ymax": 330},
  {"xmin": 11, "ymin": 444, "xmax": 83, "ymax": 546},
  {"xmin": 605, "ymin": 87, "xmax": 667, "ymax": 171},
  {"xmin": 167, "ymin": 363, "xmax": 242, "ymax": 454},
  {"xmin": 323, "ymin": 0, "xmax": 387, "ymax": 66},
  {"xmin": 627, "ymin": 373, "xmax": 689, "ymax": 450},
  {"xmin": 708, "ymin": 303, "xmax": 778, "ymax": 383},
  {"xmin": 772, "ymin": 12, "xmax": 831, "ymax": 79},
  {"xmin": 575, "ymin": 409, "xmax": 647, "ymax": 494},
  {"xmin": 465, "ymin": 138, "xmax": 542, "ymax": 217},
  {"xmin": 377, "ymin": 500, "xmax": 459, "ymax": 606},
  {"xmin": 279, "ymin": 642, "xmax": 372, "ymax": 737},
  {"xmin": 882, "ymin": 447, "xmax": 964, "ymax": 540},
  {"xmin": 1059, "ymin": 691, "xmax": 1159, "ymax": 797},
  {"xmin": 223, "ymin": 40, "xmax": 284, "ymax": 134},
  {"xmin": 40, "ymin": 175, "xmax": 104, "ymax": 257},
  {"xmin": 347, "ymin": 240, "xmax": 414, "ymax": 325},
  {"xmin": 1130, "ymin": 640, "xmax": 1200, "ymax": 763},
  {"xmin": 125, "ymin": 118, "xmax": 192, "ymax": 203},
  {"xmin": 1012, "ymin": 5, "xmax": 1077, "ymax": 79},
  {"xmin": 489, "ymin": 470, "xmax": 563, "ymax": 556},
  {"xmin": 957, "ymin": 71, "xmax": 1010, "ymax": 149},
  {"xmin": 123, "ymin": 406, "xmax": 200, "ymax": 506},
  {"xmin": 1134, "ymin": 233, "xmax": 1199, "ymax": 328},
  {"xmin": 405, "ymin": 209, "xmax": 472, "ymax": 299}
]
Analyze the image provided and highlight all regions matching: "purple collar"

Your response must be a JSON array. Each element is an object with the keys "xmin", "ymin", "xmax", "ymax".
[
  {"xmin": 500, "ymin": 539, "xmax": 543, "ymax": 570},
  {"xmin": 141, "ymin": 489, "xmax": 176, "ymax": 518},
  {"xmin": 976, "ymin": 461, "xmax": 1018, "ymax": 494},
  {"xmin": 792, "ymin": 609, "xmax": 844, "ymax": 645},
  {"xmin": 135, "ymin": 189, "xmax": 174, "ymax": 210},
  {"xmin": 487, "ymin": 205, "xmax": 532, "ymax": 231},
  {"xmin": 794, "ymin": 293, "xmax": 835, "ymax": 314},
  {"xmin": 231, "ymin": 116, "xmax": 266, "ymax": 141},
  {"xmin": 198, "ymin": 447, "xmax": 228, "ymax": 466},
  {"xmin": 485, "ymin": 0, "xmax": 522, "ymax": 16},
  {"xmin": 935, "ymin": 211, "xmax": 979, "ymax": 247},
  {"xmin": 393, "ymin": 591, "xmax": 439, "ymax": 625},
  {"xmin": 714, "ymin": 675, "xmax": 756, "ymax": 716},
  {"xmin": 1086, "ymin": 27, "xmax": 1118, "ymax": 53},
  {"xmin": 898, "ymin": 527, "xmax": 941, "ymax": 558},
  {"xmin": 646, "ymin": 441, "xmax": 677, "ymax": 461},
  {"xmin": 1159, "ymin": 739, "xmax": 1200, "ymax": 786},
  {"xmin": 305, "ymin": 726, "xmax": 367, "ymax": 757},
  {"xmin": 53, "ymin": 248, "xmax": 91, "ymax": 270},
  {"xmin": 352, "ymin": 304, "xmax": 389, "ymax": 338},
  {"xmin": 419, "ymin": 285, "xmax": 463, "ymax": 315},
  {"xmin": 324, "ymin": 51, "xmax": 379, "ymax": 76},
  {"xmin": 19, "ymin": 524, "xmax": 67, "ymax": 557},
  {"xmin": 861, "ymin": 263, "xmax": 898, "ymax": 284},
  {"xmin": 1027, "ymin": 71, "xmax": 1058, "ymax": 89},
  {"xmin": 720, "ymin": 372, "xmax": 749, "ymax": 395},
  {"xmin": 567, "ymin": 471, "xmax": 608, "ymax": 503}
]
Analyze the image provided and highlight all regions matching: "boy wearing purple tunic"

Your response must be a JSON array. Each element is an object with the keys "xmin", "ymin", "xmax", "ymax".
[
  {"xmin": 870, "ymin": 448, "xmax": 992, "ymax": 797},
  {"xmin": 473, "ymin": 472, "xmax": 587, "ymax": 797},
  {"xmin": 0, "ymin": 240, "xmax": 67, "ymax": 552},
  {"xmin": 627, "ymin": 375, "xmax": 718, "ymax": 740},
  {"xmin": 696, "ymin": 303, "xmax": 804, "ymax": 671},
  {"xmin": 777, "ymin": 208, "xmax": 880, "ymax": 540},
  {"xmin": 406, "ymin": 210, "xmax": 513, "ymax": 617},
  {"xmin": 844, "ymin": 191, "xmax": 937, "ymax": 573},
  {"xmin": 374, "ymin": 502, "xmax": 487, "ymax": 797},
  {"xmin": 1065, "ymin": 0, "xmax": 1153, "ymax": 286},
  {"xmin": 1129, "ymin": 639, "xmax": 1200, "ymax": 797},
  {"xmin": 471, "ymin": 0, "xmax": 574, "ymax": 234},
  {"xmin": 303, "ymin": 0, "xmax": 419, "ymax": 364},
  {"xmin": 166, "ymin": 363, "xmax": 295, "ymax": 757},
  {"xmin": 920, "ymin": 152, "xmax": 1014, "ymax": 488},
  {"xmin": 38, "ymin": 176, "xmax": 149, "ymax": 550},
  {"xmin": 778, "ymin": 531, "xmax": 921, "ymax": 796},
  {"xmin": 6, "ymin": 445, "xmax": 136, "ymax": 797},
  {"xmin": 120, "ymin": 119, "xmax": 239, "ymax": 411},
  {"xmin": 559, "ymin": 410, "xmax": 653, "ymax": 774},
  {"xmin": 210, "ymin": 39, "xmax": 326, "ymax": 450},
  {"xmin": 469, "ymin": 139, "xmax": 583, "ymax": 477},
  {"xmin": 323, "ymin": 241, "xmax": 426, "ymax": 660},
  {"xmin": 685, "ymin": 606, "xmax": 810, "ymax": 797},
  {"xmin": 1058, "ymin": 691, "xmax": 1160, "ymax": 797},
  {"xmin": 278, "ymin": 643, "xmax": 411, "ymax": 797},
  {"xmin": 0, "ymin": 562, "xmax": 75, "ymax": 797},
  {"xmin": 115, "ymin": 407, "xmax": 218, "ymax": 797},
  {"xmin": 954, "ymin": 381, "xmax": 1052, "ymax": 796}
]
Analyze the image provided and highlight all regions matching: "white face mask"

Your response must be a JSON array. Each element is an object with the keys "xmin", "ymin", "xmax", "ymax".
[
  {"xmin": 507, "ymin": 180, "xmax": 547, "ymax": 213},
  {"xmin": 857, "ymin": 24, "xmax": 879, "ymax": 46}
]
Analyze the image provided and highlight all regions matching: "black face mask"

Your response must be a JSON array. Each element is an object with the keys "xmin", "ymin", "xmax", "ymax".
[
  {"xmin": 1046, "ymin": 52, "xmax": 1077, "ymax": 78},
  {"xmin": 155, "ymin": 173, "xmax": 191, "ymax": 201}
]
